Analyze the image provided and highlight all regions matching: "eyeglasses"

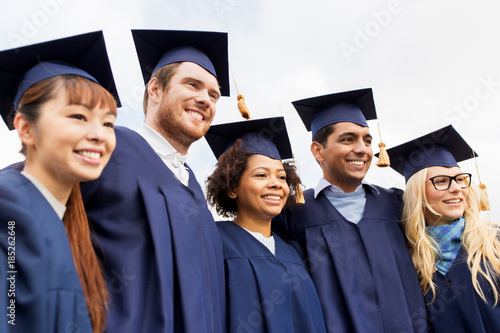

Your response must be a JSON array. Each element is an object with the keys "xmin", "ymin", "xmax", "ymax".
[{"xmin": 428, "ymin": 173, "xmax": 472, "ymax": 191}]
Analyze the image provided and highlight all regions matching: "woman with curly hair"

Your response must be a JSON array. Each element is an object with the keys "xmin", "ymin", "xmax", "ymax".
[
  {"xmin": 206, "ymin": 117, "xmax": 326, "ymax": 333},
  {"xmin": 387, "ymin": 125, "xmax": 500, "ymax": 332}
]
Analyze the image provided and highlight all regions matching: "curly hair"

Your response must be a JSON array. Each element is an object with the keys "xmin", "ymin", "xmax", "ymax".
[{"xmin": 206, "ymin": 140, "xmax": 302, "ymax": 219}]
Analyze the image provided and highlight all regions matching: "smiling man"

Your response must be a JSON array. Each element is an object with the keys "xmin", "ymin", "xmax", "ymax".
[
  {"xmin": 80, "ymin": 30, "xmax": 229, "ymax": 333},
  {"xmin": 273, "ymin": 88, "xmax": 428, "ymax": 333}
]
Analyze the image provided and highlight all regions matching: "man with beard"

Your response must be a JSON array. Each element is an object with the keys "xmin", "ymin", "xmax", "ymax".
[
  {"xmin": 80, "ymin": 30, "xmax": 229, "ymax": 333},
  {"xmin": 273, "ymin": 88, "xmax": 428, "ymax": 333}
]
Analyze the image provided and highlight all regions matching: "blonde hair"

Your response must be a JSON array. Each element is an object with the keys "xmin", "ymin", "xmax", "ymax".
[{"xmin": 402, "ymin": 168, "xmax": 500, "ymax": 305}]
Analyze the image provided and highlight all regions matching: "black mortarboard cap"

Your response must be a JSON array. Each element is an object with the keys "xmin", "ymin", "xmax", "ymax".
[
  {"xmin": 385, "ymin": 125, "xmax": 477, "ymax": 183},
  {"xmin": 206, "ymin": 116, "xmax": 293, "ymax": 160},
  {"xmin": 292, "ymin": 88, "xmax": 377, "ymax": 139},
  {"xmin": 0, "ymin": 31, "xmax": 120, "ymax": 130},
  {"xmin": 131, "ymin": 29, "xmax": 229, "ymax": 96}
]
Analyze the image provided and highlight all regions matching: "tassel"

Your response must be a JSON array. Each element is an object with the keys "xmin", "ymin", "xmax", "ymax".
[
  {"xmin": 478, "ymin": 183, "xmax": 491, "ymax": 211},
  {"xmin": 237, "ymin": 94, "xmax": 250, "ymax": 119},
  {"xmin": 376, "ymin": 142, "xmax": 390, "ymax": 167},
  {"xmin": 295, "ymin": 184, "xmax": 305, "ymax": 205},
  {"xmin": 472, "ymin": 149, "xmax": 490, "ymax": 211},
  {"xmin": 230, "ymin": 63, "xmax": 251, "ymax": 119},
  {"xmin": 375, "ymin": 119, "xmax": 390, "ymax": 167}
]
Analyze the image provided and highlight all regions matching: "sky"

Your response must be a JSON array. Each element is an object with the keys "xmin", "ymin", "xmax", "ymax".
[{"xmin": 0, "ymin": 0, "xmax": 498, "ymax": 221}]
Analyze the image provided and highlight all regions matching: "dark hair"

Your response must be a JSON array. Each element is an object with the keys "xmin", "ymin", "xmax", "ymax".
[
  {"xmin": 64, "ymin": 184, "xmax": 108, "ymax": 333},
  {"xmin": 143, "ymin": 62, "xmax": 181, "ymax": 115},
  {"xmin": 17, "ymin": 75, "xmax": 115, "ymax": 333},
  {"xmin": 206, "ymin": 140, "xmax": 302, "ymax": 219},
  {"xmin": 312, "ymin": 123, "xmax": 336, "ymax": 147}
]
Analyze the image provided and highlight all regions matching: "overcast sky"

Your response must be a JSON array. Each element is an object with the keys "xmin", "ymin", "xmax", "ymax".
[{"xmin": 0, "ymin": 0, "xmax": 498, "ymax": 220}]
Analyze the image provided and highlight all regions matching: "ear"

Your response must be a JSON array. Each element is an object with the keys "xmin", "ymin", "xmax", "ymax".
[
  {"xmin": 227, "ymin": 188, "xmax": 237, "ymax": 199},
  {"xmin": 147, "ymin": 78, "xmax": 162, "ymax": 104},
  {"xmin": 14, "ymin": 113, "xmax": 35, "ymax": 147},
  {"xmin": 310, "ymin": 141, "xmax": 324, "ymax": 163}
]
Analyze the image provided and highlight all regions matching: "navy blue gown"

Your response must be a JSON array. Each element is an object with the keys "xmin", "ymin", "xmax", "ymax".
[
  {"xmin": 217, "ymin": 221, "xmax": 326, "ymax": 333},
  {"xmin": 273, "ymin": 185, "xmax": 428, "ymax": 333},
  {"xmin": 80, "ymin": 126, "xmax": 225, "ymax": 333},
  {"xmin": 426, "ymin": 247, "xmax": 500, "ymax": 332},
  {"xmin": 0, "ymin": 170, "xmax": 92, "ymax": 333}
]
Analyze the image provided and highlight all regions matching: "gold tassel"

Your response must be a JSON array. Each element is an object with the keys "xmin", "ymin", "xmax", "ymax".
[
  {"xmin": 237, "ymin": 94, "xmax": 250, "ymax": 119},
  {"xmin": 230, "ymin": 63, "xmax": 251, "ymax": 119},
  {"xmin": 376, "ymin": 142, "xmax": 390, "ymax": 167},
  {"xmin": 478, "ymin": 183, "xmax": 491, "ymax": 211},
  {"xmin": 472, "ymin": 149, "xmax": 490, "ymax": 211},
  {"xmin": 375, "ymin": 120, "xmax": 390, "ymax": 167},
  {"xmin": 295, "ymin": 184, "xmax": 305, "ymax": 205}
]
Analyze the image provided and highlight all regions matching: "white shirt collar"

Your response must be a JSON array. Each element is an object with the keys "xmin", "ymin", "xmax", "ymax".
[
  {"xmin": 136, "ymin": 122, "xmax": 188, "ymax": 164},
  {"xmin": 21, "ymin": 171, "xmax": 66, "ymax": 220},
  {"xmin": 313, "ymin": 177, "xmax": 379, "ymax": 198},
  {"xmin": 136, "ymin": 122, "xmax": 190, "ymax": 186},
  {"xmin": 241, "ymin": 226, "xmax": 276, "ymax": 255}
]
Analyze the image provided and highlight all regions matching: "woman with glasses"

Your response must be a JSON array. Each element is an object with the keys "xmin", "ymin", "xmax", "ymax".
[{"xmin": 386, "ymin": 125, "xmax": 500, "ymax": 332}]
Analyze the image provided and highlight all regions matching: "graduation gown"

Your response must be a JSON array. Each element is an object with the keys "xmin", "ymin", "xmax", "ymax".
[
  {"xmin": 273, "ymin": 185, "xmax": 428, "ymax": 333},
  {"xmin": 0, "ymin": 170, "xmax": 92, "ymax": 333},
  {"xmin": 80, "ymin": 126, "xmax": 225, "ymax": 333},
  {"xmin": 217, "ymin": 221, "xmax": 326, "ymax": 333},
  {"xmin": 426, "ymin": 247, "xmax": 500, "ymax": 332}
]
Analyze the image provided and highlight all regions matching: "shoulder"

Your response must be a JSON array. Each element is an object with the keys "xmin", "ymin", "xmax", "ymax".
[
  {"xmin": 304, "ymin": 188, "xmax": 316, "ymax": 199},
  {"xmin": 114, "ymin": 125, "xmax": 135, "ymax": 137},
  {"xmin": 81, "ymin": 126, "xmax": 147, "ymax": 197},
  {"xmin": 0, "ymin": 171, "xmax": 46, "ymax": 226},
  {"xmin": 108, "ymin": 126, "xmax": 158, "ymax": 166},
  {"xmin": 365, "ymin": 183, "xmax": 404, "ymax": 200},
  {"xmin": 0, "ymin": 170, "xmax": 31, "ymax": 202},
  {"xmin": 292, "ymin": 188, "xmax": 318, "ymax": 207},
  {"xmin": 363, "ymin": 184, "xmax": 404, "ymax": 220},
  {"xmin": 295, "ymin": 188, "xmax": 325, "ymax": 209},
  {"xmin": 216, "ymin": 221, "xmax": 240, "ymax": 238},
  {"xmin": 113, "ymin": 126, "xmax": 145, "ymax": 151}
]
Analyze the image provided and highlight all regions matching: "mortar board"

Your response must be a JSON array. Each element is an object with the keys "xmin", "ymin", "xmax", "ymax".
[
  {"xmin": 206, "ymin": 116, "xmax": 292, "ymax": 160},
  {"xmin": 0, "ymin": 31, "xmax": 120, "ymax": 130},
  {"xmin": 292, "ymin": 88, "xmax": 377, "ymax": 139},
  {"xmin": 385, "ymin": 125, "xmax": 476, "ymax": 183},
  {"xmin": 131, "ymin": 29, "xmax": 229, "ymax": 96}
]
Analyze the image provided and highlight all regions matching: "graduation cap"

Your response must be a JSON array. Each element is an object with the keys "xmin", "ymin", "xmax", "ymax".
[
  {"xmin": 131, "ymin": 29, "xmax": 230, "ymax": 96},
  {"xmin": 386, "ymin": 125, "xmax": 476, "ymax": 183},
  {"xmin": 0, "ymin": 31, "xmax": 120, "ymax": 130},
  {"xmin": 292, "ymin": 88, "xmax": 376, "ymax": 137},
  {"xmin": 292, "ymin": 88, "xmax": 390, "ymax": 166},
  {"xmin": 205, "ymin": 116, "xmax": 292, "ymax": 160},
  {"xmin": 386, "ymin": 124, "xmax": 490, "ymax": 211}
]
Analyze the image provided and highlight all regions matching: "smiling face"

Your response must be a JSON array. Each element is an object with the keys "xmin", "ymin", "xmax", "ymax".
[
  {"xmin": 19, "ymin": 87, "xmax": 116, "ymax": 190},
  {"xmin": 425, "ymin": 166, "xmax": 469, "ymax": 226},
  {"xmin": 231, "ymin": 154, "xmax": 290, "ymax": 226},
  {"xmin": 151, "ymin": 61, "xmax": 221, "ymax": 153},
  {"xmin": 312, "ymin": 122, "xmax": 373, "ymax": 193}
]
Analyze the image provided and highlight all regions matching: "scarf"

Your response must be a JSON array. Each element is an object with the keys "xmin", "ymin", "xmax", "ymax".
[{"xmin": 426, "ymin": 216, "xmax": 465, "ymax": 275}]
